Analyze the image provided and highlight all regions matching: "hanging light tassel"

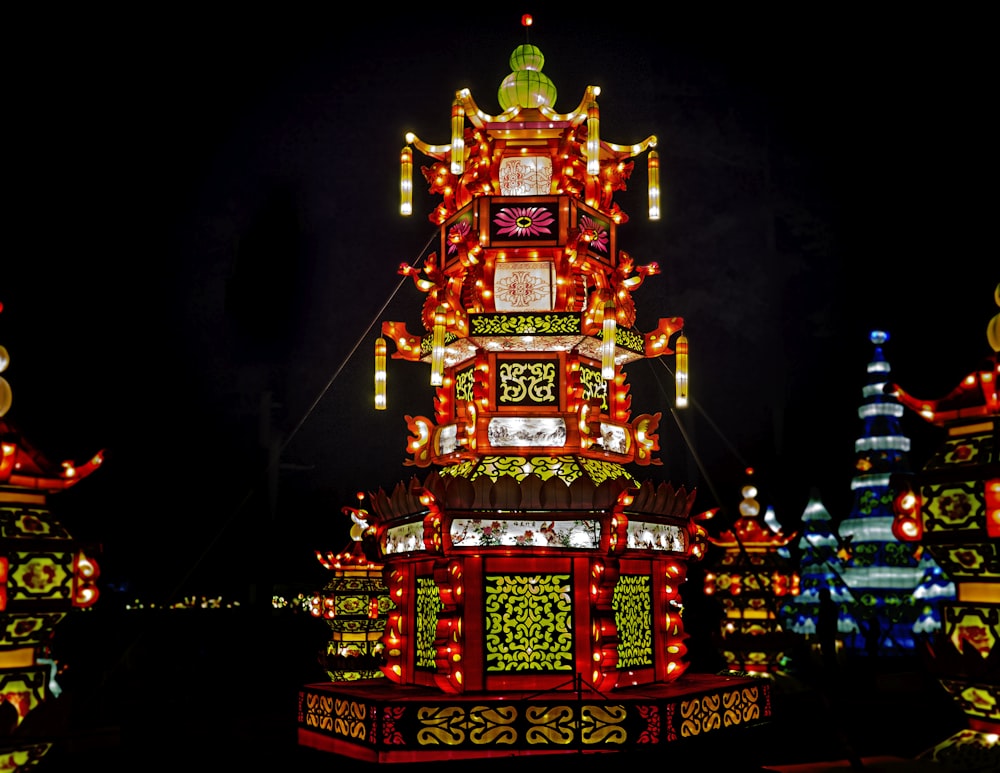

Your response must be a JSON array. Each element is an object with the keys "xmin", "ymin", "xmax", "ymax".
[
  {"xmin": 675, "ymin": 333, "xmax": 689, "ymax": 408},
  {"xmin": 587, "ymin": 100, "xmax": 600, "ymax": 176},
  {"xmin": 400, "ymin": 146, "xmax": 413, "ymax": 216},
  {"xmin": 601, "ymin": 300, "xmax": 616, "ymax": 380},
  {"xmin": 374, "ymin": 337, "xmax": 387, "ymax": 410},
  {"xmin": 431, "ymin": 305, "xmax": 447, "ymax": 386},
  {"xmin": 450, "ymin": 99, "xmax": 465, "ymax": 176},
  {"xmin": 647, "ymin": 149, "xmax": 660, "ymax": 221}
]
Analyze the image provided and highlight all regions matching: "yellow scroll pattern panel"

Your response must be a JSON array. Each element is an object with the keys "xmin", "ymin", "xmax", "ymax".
[
  {"xmin": 679, "ymin": 683, "xmax": 762, "ymax": 738},
  {"xmin": 416, "ymin": 704, "xmax": 517, "ymax": 746}
]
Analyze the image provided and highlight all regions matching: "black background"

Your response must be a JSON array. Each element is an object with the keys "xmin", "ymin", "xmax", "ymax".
[{"xmin": 3, "ymin": 7, "xmax": 996, "ymax": 606}]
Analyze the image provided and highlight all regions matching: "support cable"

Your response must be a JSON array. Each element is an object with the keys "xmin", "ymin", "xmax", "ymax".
[{"xmin": 154, "ymin": 227, "xmax": 438, "ymax": 608}]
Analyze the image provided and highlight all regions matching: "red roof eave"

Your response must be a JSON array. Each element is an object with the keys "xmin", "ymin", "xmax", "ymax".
[
  {"xmin": 892, "ymin": 357, "xmax": 1000, "ymax": 426},
  {"xmin": 0, "ymin": 451, "xmax": 104, "ymax": 491}
]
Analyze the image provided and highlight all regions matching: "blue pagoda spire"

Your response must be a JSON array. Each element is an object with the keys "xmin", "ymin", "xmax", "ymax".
[
  {"xmin": 782, "ymin": 489, "xmax": 856, "ymax": 637},
  {"xmin": 837, "ymin": 330, "xmax": 954, "ymax": 655}
]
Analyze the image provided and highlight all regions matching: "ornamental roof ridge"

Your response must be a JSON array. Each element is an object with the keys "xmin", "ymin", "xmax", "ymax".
[
  {"xmin": 629, "ymin": 478, "xmax": 698, "ymax": 519},
  {"xmin": 366, "ymin": 468, "xmax": 698, "ymax": 523}
]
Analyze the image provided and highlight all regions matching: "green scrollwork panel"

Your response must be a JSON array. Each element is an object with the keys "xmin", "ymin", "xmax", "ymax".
[
  {"xmin": 416, "ymin": 577, "xmax": 445, "ymax": 669},
  {"xmin": 579, "ymin": 458, "xmax": 639, "ymax": 487},
  {"xmin": 497, "ymin": 359, "xmax": 558, "ymax": 405},
  {"xmin": 613, "ymin": 575, "xmax": 653, "ymax": 669},
  {"xmin": 614, "ymin": 327, "xmax": 645, "ymax": 355},
  {"xmin": 420, "ymin": 331, "xmax": 460, "ymax": 357},
  {"xmin": 484, "ymin": 574, "xmax": 574, "ymax": 672},
  {"xmin": 470, "ymin": 313, "xmax": 581, "ymax": 336},
  {"xmin": 455, "ymin": 365, "xmax": 475, "ymax": 402},
  {"xmin": 579, "ymin": 365, "xmax": 609, "ymax": 411}
]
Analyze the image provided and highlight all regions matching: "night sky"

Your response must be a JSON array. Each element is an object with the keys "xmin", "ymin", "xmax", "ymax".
[{"xmin": 3, "ymin": 9, "xmax": 996, "ymax": 604}]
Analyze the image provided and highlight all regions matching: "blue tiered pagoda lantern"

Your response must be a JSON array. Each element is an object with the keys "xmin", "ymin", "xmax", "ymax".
[
  {"xmin": 297, "ymin": 16, "xmax": 772, "ymax": 764},
  {"xmin": 838, "ymin": 330, "xmax": 954, "ymax": 656},
  {"xmin": 889, "ymin": 285, "xmax": 1000, "ymax": 770},
  {"xmin": 781, "ymin": 489, "xmax": 856, "ymax": 648}
]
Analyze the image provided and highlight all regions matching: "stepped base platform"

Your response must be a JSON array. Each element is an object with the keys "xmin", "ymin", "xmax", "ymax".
[{"xmin": 298, "ymin": 671, "xmax": 773, "ymax": 764}]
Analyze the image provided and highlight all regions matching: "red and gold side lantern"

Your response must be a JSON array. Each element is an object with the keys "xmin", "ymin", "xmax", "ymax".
[
  {"xmin": 312, "ymin": 505, "xmax": 393, "ymax": 682},
  {"xmin": 889, "ymin": 285, "xmax": 1000, "ymax": 769},
  {"xmin": 0, "ymin": 321, "xmax": 102, "ymax": 769},
  {"xmin": 705, "ymin": 469, "xmax": 800, "ymax": 676}
]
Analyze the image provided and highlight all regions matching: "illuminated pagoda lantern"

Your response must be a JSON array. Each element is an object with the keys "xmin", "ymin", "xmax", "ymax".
[
  {"xmin": 889, "ymin": 284, "xmax": 1000, "ymax": 770},
  {"xmin": 780, "ymin": 489, "xmax": 856, "ymax": 645},
  {"xmin": 298, "ymin": 16, "xmax": 772, "ymax": 763},
  {"xmin": 0, "ymin": 303, "xmax": 102, "ymax": 770},
  {"xmin": 310, "ymin": 501, "xmax": 393, "ymax": 682},
  {"xmin": 838, "ymin": 330, "xmax": 954, "ymax": 656},
  {"xmin": 704, "ymin": 468, "xmax": 799, "ymax": 676}
]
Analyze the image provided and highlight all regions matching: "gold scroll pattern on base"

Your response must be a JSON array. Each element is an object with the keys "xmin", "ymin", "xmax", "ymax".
[
  {"xmin": 679, "ymin": 684, "xmax": 761, "ymax": 738},
  {"xmin": 302, "ymin": 693, "xmax": 369, "ymax": 740},
  {"xmin": 413, "ymin": 703, "xmax": 630, "ymax": 747},
  {"xmin": 417, "ymin": 705, "xmax": 517, "ymax": 745},
  {"xmin": 525, "ymin": 705, "xmax": 575, "ymax": 745},
  {"xmin": 580, "ymin": 704, "xmax": 628, "ymax": 744}
]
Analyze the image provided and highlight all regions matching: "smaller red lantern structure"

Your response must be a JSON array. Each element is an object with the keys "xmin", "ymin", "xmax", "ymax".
[
  {"xmin": 705, "ymin": 468, "xmax": 800, "ymax": 676},
  {"xmin": 311, "ymin": 503, "xmax": 393, "ymax": 682},
  {"xmin": 0, "ymin": 307, "xmax": 102, "ymax": 770},
  {"xmin": 889, "ymin": 284, "xmax": 1000, "ymax": 770}
]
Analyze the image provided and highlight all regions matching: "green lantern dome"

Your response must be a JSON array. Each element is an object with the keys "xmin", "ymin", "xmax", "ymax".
[{"xmin": 498, "ymin": 44, "xmax": 557, "ymax": 111}]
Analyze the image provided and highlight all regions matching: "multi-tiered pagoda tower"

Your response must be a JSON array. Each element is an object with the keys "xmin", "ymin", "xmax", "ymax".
[
  {"xmin": 890, "ymin": 285, "xmax": 1000, "ymax": 769},
  {"xmin": 297, "ymin": 18, "xmax": 772, "ymax": 764},
  {"xmin": 838, "ymin": 330, "xmax": 953, "ymax": 655},
  {"xmin": 781, "ymin": 489, "xmax": 856, "ymax": 644},
  {"xmin": 0, "ymin": 304, "xmax": 102, "ymax": 769}
]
